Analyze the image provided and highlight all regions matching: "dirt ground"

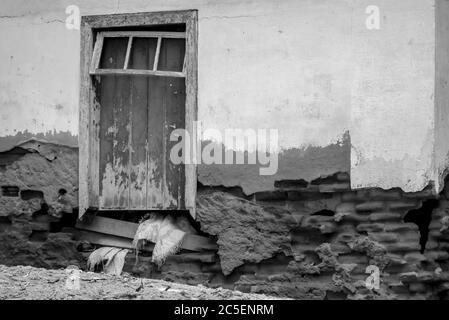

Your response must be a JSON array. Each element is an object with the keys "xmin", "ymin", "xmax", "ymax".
[{"xmin": 0, "ymin": 264, "xmax": 280, "ymax": 300}]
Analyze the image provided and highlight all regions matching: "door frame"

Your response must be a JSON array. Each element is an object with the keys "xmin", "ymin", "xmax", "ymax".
[{"xmin": 79, "ymin": 10, "xmax": 198, "ymax": 218}]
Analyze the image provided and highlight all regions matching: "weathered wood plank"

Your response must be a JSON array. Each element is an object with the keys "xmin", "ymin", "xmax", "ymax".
[
  {"xmin": 78, "ymin": 230, "xmax": 154, "ymax": 252},
  {"xmin": 98, "ymin": 38, "xmax": 119, "ymax": 209},
  {"xmin": 128, "ymin": 39, "xmax": 149, "ymax": 209},
  {"xmin": 102, "ymin": 31, "xmax": 186, "ymax": 39},
  {"xmin": 77, "ymin": 216, "xmax": 137, "ymax": 239},
  {"xmin": 76, "ymin": 216, "xmax": 217, "ymax": 251},
  {"xmin": 83, "ymin": 11, "xmax": 195, "ymax": 29},
  {"xmin": 81, "ymin": 243, "xmax": 216, "ymax": 264},
  {"xmin": 123, "ymin": 36, "xmax": 133, "ymax": 70},
  {"xmin": 89, "ymin": 33, "xmax": 104, "ymax": 74},
  {"xmin": 125, "ymin": 251, "xmax": 217, "ymax": 264},
  {"xmin": 153, "ymin": 37, "xmax": 162, "ymax": 71},
  {"xmin": 90, "ymin": 79, "xmax": 101, "ymax": 209},
  {"xmin": 112, "ymin": 71, "xmax": 131, "ymax": 209},
  {"xmin": 79, "ymin": 23, "xmax": 94, "ymax": 217},
  {"xmin": 161, "ymin": 38, "xmax": 186, "ymax": 209},
  {"xmin": 185, "ymin": 11, "xmax": 198, "ymax": 218},
  {"xmin": 147, "ymin": 76, "xmax": 165, "ymax": 209},
  {"xmin": 99, "ymin": 37, "xmax": 131, "ymax": 209},
  {"xmin": 90, "ymin": 69, "xmax": 185, "ymax": 77}
]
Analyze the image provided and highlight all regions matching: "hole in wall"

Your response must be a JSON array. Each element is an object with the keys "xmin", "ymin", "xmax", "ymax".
[
  {"xmin": 274, "ymin": 179, "xmax": 308, "ymax": 189},
  {"xmin": 0, "ymin": 216, "xmax": 12, "ymax": 232},
  {"xmin": 20, "ymin": 190, "xmax": 44, "ymax": 201},
  {"xmin": 1, "ymin": 186, "xmax": 19, "ymax": 197},
  {"xmin": 311, "ymin": 209, "xmax": 335, "ymax": 216},
  {"xmin": 403, "ymin": 199, "xmax": 439, "ymax": 253},
  {"xmin": 29, "ymin": 230, "xmax": 49, "ymax": 242}
]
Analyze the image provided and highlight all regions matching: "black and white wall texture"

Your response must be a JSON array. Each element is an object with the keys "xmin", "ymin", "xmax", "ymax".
[{"xmin": 2, "ymin": 0, "xmax": 449, "ymax": 300}]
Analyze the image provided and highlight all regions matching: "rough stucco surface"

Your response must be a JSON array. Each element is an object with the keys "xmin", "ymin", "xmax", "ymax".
[
  {"xmin": 0, "ymin": 141, "xmax": 82, "ymax": 269},
  {"xmin": 0, "ymin": 141, "xmax": 78, "ymax": 206},
  {"xmin": 196, "ymin": 189, "xmax": 295, "ymax": 275},
  {"xmin": 192, "ymin": 179, "xmax": 449, "ymax": 299}
]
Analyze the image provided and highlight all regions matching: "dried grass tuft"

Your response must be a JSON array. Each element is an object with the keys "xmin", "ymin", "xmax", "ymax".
[
  {"xmin": 133, "ymin": 213, "xmax": 185, "ymax": 267},
  {"xmin": 87, "ymin": 247, "xmax": 129, "ymax": 275}
]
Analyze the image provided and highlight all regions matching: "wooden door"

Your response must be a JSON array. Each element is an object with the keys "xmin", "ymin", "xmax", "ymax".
[{"xmin": 95, "ymin": 33, "xmax": 186, "ymax": 210}]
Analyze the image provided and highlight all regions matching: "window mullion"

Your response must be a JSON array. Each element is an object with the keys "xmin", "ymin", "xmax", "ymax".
[
  {"xmin": 90, "ymin": 33, "xmax": 104, "ymax": 73},
  {"xmin": 124, "ymin": 36, "xmax": 133, "ymax": 70},
  {"xmin": 153, "ymin": 37, "xmax": 162, "ymax": 71}
]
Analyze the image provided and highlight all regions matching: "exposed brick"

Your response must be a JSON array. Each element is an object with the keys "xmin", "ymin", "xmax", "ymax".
[
  {"xmin": 356, "ymin": 223, "xmax": 385, "ymax": 233},
  {"xmin": 341, "ymin": 190, "xmax": 371, "ymax": 202},
  {"xmin": 336, "ymin": 172, "xmax": 350, "ymax": 182},
  {"xmin": 369, "ymin": 212, "xmax": 402, "ymax": 222},
  {"xmin": 355, "ymin": 201, "xmax": 385, "ymax": 212},
  {"xmin": 408, "ymin": 282, "xmax": 428, "ymax": 293},
  {"xmin": 438, "ymin": 242, "xmax": 449, "ymax": 250},
  {"xmin": 403, "ymin": 189, "xmax": 435, "ymax": 199},
  {"xmin": 384, "ymin": 241, "xmax": 421, "ymax": 253},
  {"xmin": 425, "ymin": 241, "xmax": 438, "ymax": 251},
  {"xmin": 368, "ymin": 189, "xmax": 403, "ymax": 200},
  {"xmin": 399, "ymin": 272, "xmax": 419, "ymax": 283},
  {"xmin": 389, "ymin": 283, "xmax": 410, "ymax": 295},
  {"xmin": 404, "ymin": 252, "xmax": 427, "ymax": 263},
  {"xmin": 318, "ymin": 183, "xmax": 350, "ymax": 193},
  {"xmin": 254, "ymin": 191, "xmax": 287, "ymax": 202},
  {"xmin": 429, "ymin": 229, "xmax": 445, "ymax": 238},
  {"xmin": 275, "ymin": 179, "xmax": 309, "ymax": 190},
  {"xmin": 385, "ymin": 253, "xmax": 407, "ymax": 266},
  {"xmin": 399, "ymin": 231, "xmax": 420, "ymax": 242},
  {"xmin": 335, "ymin": 203, "xmax": 356, "ymax": 214},
  {"xmin": 286, "ymin": 189, "xmax": 325, "ymax": 201},
  {"xmin": 424, "ymin": 251, "xmax": 449, "ymax": 261},
  {"xmin": 337, "ymin": 212, "xmax": 370, "ymax": 223},
  {"xmin": 384, "ymin": 223, "xmax": 419, "ymax": 232},
  {"xmin": 368, "ymin": 232, "xmax": 398, "ymax": 243},
  {"xmin": 388, "ymin": 201, "xmax": 420, "ymax": 210},
  {"xmin": 429, "ymin": 220, "xmax": 443, "ymax": 230}
]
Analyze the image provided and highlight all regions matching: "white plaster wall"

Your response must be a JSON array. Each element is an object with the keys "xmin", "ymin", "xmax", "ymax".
[
  {"xmin": 349, "ymin": 0, "xmax": 436, "ymax": 192},
  {"xmin": 435, "ymin": 0, "xmax": 449, "ymax": 193},
  {"xmin": 0, "ymin": 13, "xmax": 79, "ymax": 136},
  {"xmin": 0, "ymin": 0, "xmax": 440, "ymax": 192}
]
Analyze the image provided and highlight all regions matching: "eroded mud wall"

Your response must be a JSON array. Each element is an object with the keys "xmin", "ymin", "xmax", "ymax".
[
  {"xmin": 0, "ymin": 141, "xmax": 83, "ymax": 268},
  {"xmin": 2, "ymin": 142, "xmax": 449, "ymax": 299},
  {"xmin": 147, "ymin": 176, "xmax": 449, "ymax": 299}
]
